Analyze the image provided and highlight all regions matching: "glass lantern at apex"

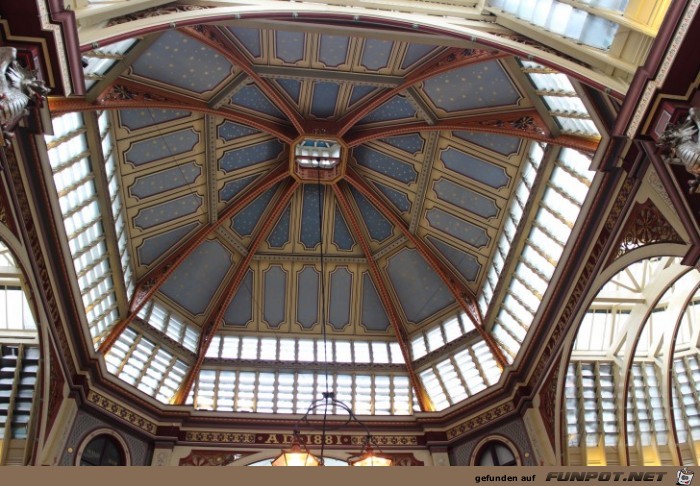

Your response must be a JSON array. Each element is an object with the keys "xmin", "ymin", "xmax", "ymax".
[{"xmin": 290, "ymin": 136, "xmax": 347, "ymax": 184}]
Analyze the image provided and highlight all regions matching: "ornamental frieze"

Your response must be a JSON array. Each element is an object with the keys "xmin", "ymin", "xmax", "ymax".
[
  {"xmin": 446, "ymin": 402, "xmax": 515, "ymax": 440},
  {"xmin": 184, "ymin": 431, "xmax": 418, "ymax": 447},
  {"xmin": 86, "ymin": 390, "xmax": 157, "ymax": 434}
]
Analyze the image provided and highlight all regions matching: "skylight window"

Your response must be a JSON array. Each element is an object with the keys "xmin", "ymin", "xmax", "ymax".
[
  {"xmin": 479, "ymin": 142, "xmax": 545, "ymax": 316},
  {"xmin": 206, "ymin": 334, "xmax": 404, "ymax": 365},
  {"xmin": 295, "ymin": 138, "xmax": 342, "ymax": 168},
  {"xmin": 45, "ymin": 113, "xmax": 122, "ymax": 348},
  {"xmin": 488, "ymin": 0, "xmax": 623, "ymax": 50},
  {"xmin": 136, "ymin": 300, "xmax": 200, "ymax": 353},
  {"xmin": 418, "ymin": 340, "xmax": 503, "ymax": 411},
  {"xmin": 104, "ymin": 327, "xmax": 189, "ymax": 403},
  {"xmin": 520, "ymin": 61, "xmax": 601, "ymax": 138},
  {"xmin": 81, "ymin": 39, "xmax": 138, "ymax": 91},
  {"xmin": 491, "ymin": 147, "xmax": 593, "ymax": 362},
  {"xmin": 187, "ymin": 369, "xmax": 414, "ymax": 414}
]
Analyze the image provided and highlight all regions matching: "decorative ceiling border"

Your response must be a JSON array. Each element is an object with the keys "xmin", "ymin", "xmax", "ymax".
[
  {"xmin": 86, "ymin": 390, "xmax": 158, "ymax": 435},
  {"xmin": 445, "ymin": 401, "xmax": 515, "ymax": 440}
]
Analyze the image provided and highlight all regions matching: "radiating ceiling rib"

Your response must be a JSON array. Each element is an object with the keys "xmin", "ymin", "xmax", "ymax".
[
  {"xmin": 97, "ymin": 166, "xmax": 290, "ymax": 355},
  {"xmin": 208, "ymin": 72, "xmax": 251, "ymax": 110},
  {"xmin": 345, "ymin": 169, "xmax": 508, "ymax": 368},
  {"xmin": 337, "ymin": 47, "xmax": 508, "ymax": 136},
  {"xmin": 204, "ymin": 114, "xmax": 218, "ymax": 223},
  {"xmin": 345, "ymin": 111, "xmax": 599, "ymax": 153},
  {"xmin": 182, "ymin": 25, "xmax": 306, "ymax": 135},
  {"xmin": 332, "ymin": 183, "xmax": 434, "ymax": 412},
  {"xmin": 255, "ymin": 65, "xmax": 404, "ymax": 87},
  {"xmin": 48, "ymin": 80, "xmax": 297, "ymax": 143},
  {"xmin": 404, "ymin": 87, "xmax": 438, "ymax": 125},
  {"xmin": 408, "ymin": 132, "xmax": 439, "ymax": 233},
  {"xmin": 172, "ymin": 180, "xmax": 301, "ymax": 405}
]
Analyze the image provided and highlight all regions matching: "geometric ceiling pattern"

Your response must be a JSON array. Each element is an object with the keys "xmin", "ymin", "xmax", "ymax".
[{"xmin": 52, "ymin": 18, "xmax": 602, "ymax": 413}]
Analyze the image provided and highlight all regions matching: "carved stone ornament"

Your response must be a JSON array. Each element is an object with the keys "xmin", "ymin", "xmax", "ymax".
[
  {"xmin": 0, "ymin": 46, "xmax": 50, "ymax": 142},
  {"xmin": 658, "ymin": 107, "xmax": 700, "ymax": 194}
]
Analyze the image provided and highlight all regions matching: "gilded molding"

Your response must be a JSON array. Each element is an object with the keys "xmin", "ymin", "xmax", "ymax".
[
  {"xmin": 446, "ymin": 402, "xmax": 515, "ymax": 440},
  {"xmin": 86, "ymin": 390, "xmax": 158, "ymax": 434}
]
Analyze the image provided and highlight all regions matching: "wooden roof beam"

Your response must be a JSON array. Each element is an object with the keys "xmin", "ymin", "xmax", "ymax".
[
  {"xmin": 172, "ymin": 180, "xmax": 300, "ymax": 405},
  {"xmin": 337, "ymin": 47, "xmax": 509, "ymax": 137},
  {"xmin": 97, "ymin": 165, "xmax": 290, "ymax": 354},
  {"xmin": 345, "ymin": 169, "xmax": 508, "ymax": 369}
]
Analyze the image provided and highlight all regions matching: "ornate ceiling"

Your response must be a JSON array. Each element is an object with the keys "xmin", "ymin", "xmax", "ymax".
[{"xmin": 45, "ymin": 13, "xmax": 604, "ymax": 413}]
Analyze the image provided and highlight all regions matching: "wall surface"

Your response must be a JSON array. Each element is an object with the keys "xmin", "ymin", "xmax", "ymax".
[
  {"xmin": 59, "ymin": 410, "xmax": 152, "ymax": 466},
  {"xmin": 449, "ymin": 417, "xmax": 537, "ymax": 466}
]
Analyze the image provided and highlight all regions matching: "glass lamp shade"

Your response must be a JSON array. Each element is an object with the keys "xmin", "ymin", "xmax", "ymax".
[
  {"xmin": 348, "ymin": 444, "xmax": 393, "ymax": 467},
  {"xmin": 271, "ymin": 438, "xmax": 322, "ymax": 466}
]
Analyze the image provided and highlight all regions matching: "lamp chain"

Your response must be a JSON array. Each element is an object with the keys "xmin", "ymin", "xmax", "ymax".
[{"xmin": 317, "ymin": 168, "xmax": 329, "ymax": 463}]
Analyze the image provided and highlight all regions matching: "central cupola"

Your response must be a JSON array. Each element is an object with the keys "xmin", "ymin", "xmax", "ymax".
[{"xmin": 290, "ymin": 135, "xmax": 348, "ymax": 184}]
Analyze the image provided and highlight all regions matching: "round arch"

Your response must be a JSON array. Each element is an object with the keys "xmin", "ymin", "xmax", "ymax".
[{"xmin": 469, "ymin": 435, "xmax": 522, "ymax": 466}]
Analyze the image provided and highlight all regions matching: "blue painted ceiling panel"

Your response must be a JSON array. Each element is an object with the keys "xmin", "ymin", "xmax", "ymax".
[
  {"xmin": 380, "ymin": 134, "xmax": 424, "ymax": 155},
  {"xmin": 160, "ymin": 239, "xmax": 233, "ymax": 316},
  {"xmin": 133, "ymin": 194, "xmax": 202, "ymax": 230},
  {"xmin": 267, "ymin": 203, "xmax": 291, "ymax": 249},
  {"xmin": 310, "ymin": 82, "xmax": 340, "ymax": 119},
  {"xmin": 300, "ymin": 185, "xmax": 324, "ymax": 249},
  {"xmin": 137, "ymin": 222, "xmax": 199, "ymax": 266},
  {"xmin": 228, "ymin": 26, "xmax": 262, "ymax": 58},
  {"xmin": 453, "ymin": 131, "xmax": 521, "ymax": 157},
  {"xmin": 386, "ymin": 248, "xmax": 454, "ymax": 324},
  {"xmin": 427, "ymin": 235, "xmax": 481, "ymax": 283},
  {"xmin": 372, "ymin": 181, "xmax": 411, "ymax": 214},
  {"xmin": 433, "ymin": 178, "xmax": 499, "ymax": 219},
  {"xmin": 319, "ymin": 35, "xmax": 350, "ymax": 67},
  {"xmin": 353, "ymin": 145, "xmax": 417, "ymax": 184},
  {"xmin": 275, "ymin": 31, "xmax": 305, "ymax": 64},
  {"xmin": 230, "ymin": 85, "xmax": 285, "ymax": 119},
  {"xmin": 219, "ymin": 174, "xmax": 259, "ymax": 202},
  {"xmin": 263, "ymin": 265, "xmax": 287, "ymax": 328},
  {"xmin": 224, "ymin": 268, "xmax": 254, "ymax": 327},
  {"xmin": 350, "ymin": 187, "xmax": 394, "ymax": 243},
  {"xmin": 440, "ymin": 147, "xmax": 510, "ymax": 189},
  {"xmin": 360, "ymin": 39, "xmax": 393, "ymax": 70},
  {"xmin": 132, "ymin": 30, "xmax": 233, "ymax": 93},
  {"xmin": 401, "ymin": 43, "xmax": 439, "ymax": 69},
  {"xmin": 125, "ymin": 128, "xmax": 199, "ymax": 167},
  {"xmin": 329, "ymin": 268, "xmax": 352, "ymax": 331},
  {"xmin": 296, "ymin": 266, "xmax": 319, "ymax": 329},
  {"xmin": 359, "ymin": 96, "xmax": 417, "ymax": 124},
  {"xmin": 119, "ymin": 108, "xmax": 190, "ymax": 131},
  {"xmin": 274, "ymin": 79, "xmax": 302, "ymax": 104},
  {"xmin": 422, "ymin": 59, "xmax": 520, "ymax": 112},
  {"xmin": 218, "ymin": 121, "xmax": 259, "ymax": 142},
  {"xmin": 231, "ymin": 184, "xmax": 279, "ymax": 237},
  {"xmin": 426, "ymin": 208, "xmax": 490, "ymax": 249},
  {"xmin": 219, "ymin": 139, "xmax": 284, "ymax": 173},
  {"xmin": 332, "ymin": 207, "xmax": 356, "ymax": 251},
  {"xmin": 361, "ymin": 272, "xmax": 390, "ymax": 332},
  {"xmin": 130, "ymin": 162, "xmax": 201, "ymax": 199}
]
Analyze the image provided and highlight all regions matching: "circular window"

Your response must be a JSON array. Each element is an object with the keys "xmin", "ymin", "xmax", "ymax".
[
  {"xmin": 476, "ymin": 440, "xmax": 517, "ymax": 466},
  {"xmin": 79, "ymin": 434, "xmax": 126, "ymax": 466}
]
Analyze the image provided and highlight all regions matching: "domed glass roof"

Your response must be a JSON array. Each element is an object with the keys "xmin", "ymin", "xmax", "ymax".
[{"xmin": 45, "ymin": 10, "xmax": 602, "ymax": 416}]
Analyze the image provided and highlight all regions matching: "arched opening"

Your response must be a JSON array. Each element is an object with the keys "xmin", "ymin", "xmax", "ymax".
[
  {"xmin": 78, "ymin": 434, "xmax": 126, "ymax": 466},
  {"xmin": 564, "ymin": 255, "xmax": 700, "ymax": 466},
  {"xmin": 475, "ymin": 440, "xmax": 517, "ymax": 466}
]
